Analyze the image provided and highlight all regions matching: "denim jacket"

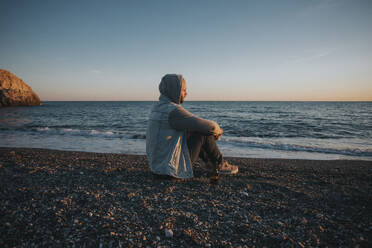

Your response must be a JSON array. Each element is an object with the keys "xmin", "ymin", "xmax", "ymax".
[{"xmin": 146, "ymin": 95, "xmax": 193, "ymax": 178}]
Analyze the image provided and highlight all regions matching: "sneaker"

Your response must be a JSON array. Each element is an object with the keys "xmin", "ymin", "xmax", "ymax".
[{"xmin": 218, "ymin": 160, "xmax": 238, "ymax": 175}]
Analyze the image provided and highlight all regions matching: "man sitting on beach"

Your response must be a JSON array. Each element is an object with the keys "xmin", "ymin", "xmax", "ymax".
[{"xmin": 146, "ymin": 74, "xmax": 238, "ymax": 181}]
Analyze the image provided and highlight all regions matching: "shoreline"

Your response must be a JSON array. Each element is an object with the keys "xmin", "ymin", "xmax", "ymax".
[
  {"xmin": 1, "ymin": 147, "xmax": 371, "ymax": 247},
  {"xmin": 1, "ymin": 146, "xmax": 371, "ymax": 162}
]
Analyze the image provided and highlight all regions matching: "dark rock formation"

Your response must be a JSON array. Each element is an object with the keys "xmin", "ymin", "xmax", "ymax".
[{"xmin": 0, "ymin": 69, "xmax": 42, "ymax": 107}]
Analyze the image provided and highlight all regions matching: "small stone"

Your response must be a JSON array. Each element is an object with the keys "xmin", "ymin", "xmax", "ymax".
[
  {"xmin": 240, "ymin": 191, "xmax": 249, "ymax": 197},
  {"xmin": 80, "ymin": 172, "xmax": 84, "ymax": 175},
  {"xmin": 298, "ymin": 241, "xmax": 305, "ymax": 248},
  {"xmin": 301, "ymin": 217, "xmax": 308, "ymax": 224},
  {"xmin": 156, "ymin": 236, "xmax": 161, "ymax": 241},
  {"xmin": 165, "ymin": 229, "xmax": 173, "ymax": 238}
]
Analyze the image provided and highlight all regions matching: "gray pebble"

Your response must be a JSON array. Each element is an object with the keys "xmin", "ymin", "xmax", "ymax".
[{"xmin": 165, "ymin": 229, "xmax": 173, "ymax": 238}]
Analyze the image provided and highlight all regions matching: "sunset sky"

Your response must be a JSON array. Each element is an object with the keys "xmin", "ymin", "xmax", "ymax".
[{"xmin": 1, "ymin": 0, "xmax": 371, "ymax": 101}]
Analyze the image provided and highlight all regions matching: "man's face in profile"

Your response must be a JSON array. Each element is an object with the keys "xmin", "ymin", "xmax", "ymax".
[{"xmin": 180, "ymin": 81, "xmax": 187, "ymax": 104}]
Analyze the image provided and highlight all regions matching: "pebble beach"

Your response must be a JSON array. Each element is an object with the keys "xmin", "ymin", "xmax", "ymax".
[{"xmin": 0, "ymin": 147, "xmax": 371, "ymax": 247}]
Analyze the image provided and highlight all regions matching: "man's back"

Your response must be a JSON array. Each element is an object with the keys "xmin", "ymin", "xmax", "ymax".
[{"xmin": 146, "ymin": 75, "xmax": 193, "ymax": 178}]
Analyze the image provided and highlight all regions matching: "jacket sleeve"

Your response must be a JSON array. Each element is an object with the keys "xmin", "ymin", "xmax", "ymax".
[{"xmin": 168, "ymin": 105, "xmax": 221, "ymax": 135}]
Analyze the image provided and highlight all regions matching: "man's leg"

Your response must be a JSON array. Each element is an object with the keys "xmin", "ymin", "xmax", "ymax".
[
  {"xmin": 187, "ymin": 131, "xmax": 239, "ymax": 177},
  {"xmin": 186, "ymin": 132, "xmax": 223, "ymax": 174}
]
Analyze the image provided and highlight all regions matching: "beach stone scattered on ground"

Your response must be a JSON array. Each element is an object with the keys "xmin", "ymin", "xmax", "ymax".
[{"xmin": 0, "ymin": 147, "xmax": 371, "ymax": 247}]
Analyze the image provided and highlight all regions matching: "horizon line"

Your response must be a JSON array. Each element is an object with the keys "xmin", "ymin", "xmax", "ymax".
[{"xmin": 41, "ymin": 100, "xmax": 372, "ymax": 102}]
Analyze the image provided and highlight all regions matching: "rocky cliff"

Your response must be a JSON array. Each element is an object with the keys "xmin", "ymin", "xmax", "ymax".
[{"xmin": 0, "ymin": 69, "xmax": 42, "ymax": 107}]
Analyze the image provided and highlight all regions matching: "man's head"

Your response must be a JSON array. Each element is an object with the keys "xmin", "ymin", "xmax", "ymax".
[{"xmin": 159, "ymin": 74, "xmax": 187, "ymax": 104}]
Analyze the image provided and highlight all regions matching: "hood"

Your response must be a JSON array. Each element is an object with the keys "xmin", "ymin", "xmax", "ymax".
[{"xmin": 159, "ymin": 74, "xmax": 185, "ymax": 104}]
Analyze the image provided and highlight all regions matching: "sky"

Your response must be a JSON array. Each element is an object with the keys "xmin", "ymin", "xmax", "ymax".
[{"xmin": 1, "ymin": 0, "xmax": 371, "ymax": 101}]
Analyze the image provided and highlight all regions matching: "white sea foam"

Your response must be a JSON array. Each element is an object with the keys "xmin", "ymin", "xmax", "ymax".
[
  {"xmin": 35, "ymin": 126, "xmax": 144, "ymax": 140},
  {"xmin": 22, "ymin": 127, "xmax": 372, "ymax": 157},
  {"xmin": 37, "ymin": 127, "xmax": 50, "ymax": 131},
  {"xmin": 219, "ymin": 136, "xmax": 372, "ymax": 157}
]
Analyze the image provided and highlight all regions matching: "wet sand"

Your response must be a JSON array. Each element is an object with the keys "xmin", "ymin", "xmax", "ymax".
[{"xmin": 0, "ymin": 147, "xmax": 371, "ymax": 247}]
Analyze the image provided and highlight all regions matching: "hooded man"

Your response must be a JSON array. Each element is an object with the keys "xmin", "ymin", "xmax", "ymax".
[{"xmin": 146, "ymin": 74, "xmax": 238, "ymax": 181}]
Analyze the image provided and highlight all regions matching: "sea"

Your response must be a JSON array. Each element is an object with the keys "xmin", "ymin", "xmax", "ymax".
[{"xmin": 1, "ymin": 101, "xmax": 371, "ymax": 161}]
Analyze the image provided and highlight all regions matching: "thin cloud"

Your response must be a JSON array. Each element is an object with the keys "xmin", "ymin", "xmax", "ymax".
[
  {"xmin": 271, "ymin": 48, "xmax": 337, "ymax": 72},
  {"xmin": 290, "ymin": 49, "xmax": 335, "ymax": 64},
  {"xmin": 297, "ymin": 0, "xmax": 345, "ymax": 19},
  {"xmin": 91, "ymin": 69, "xmax": 102, "ymax": 74}
]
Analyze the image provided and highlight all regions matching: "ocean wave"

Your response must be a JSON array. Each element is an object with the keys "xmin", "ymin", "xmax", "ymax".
[
  {"xmin": 34, "ymin": 127, "xmax": 146, "ymax": 140},
  {"xmin": 3, "ymin": 125, "xmax": 372, "ymax": 158},
  {"xmin": 220, "ymin": 136, "xmax": 372, "ymax": 157}
]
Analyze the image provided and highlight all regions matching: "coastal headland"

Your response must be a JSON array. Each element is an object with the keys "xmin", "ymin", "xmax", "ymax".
[
  {"xmin": 0, "ymin": 147, "xmax": 371, "ymax": 247},
  {"xmin": 0, "ymin": 69, "xmax": 42, "ymax": 107}
]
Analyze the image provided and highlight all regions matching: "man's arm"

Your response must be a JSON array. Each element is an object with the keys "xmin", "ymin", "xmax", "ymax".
[{"xmin": 168, "ymin": 105, "xmax": 222, "ymax": 137}]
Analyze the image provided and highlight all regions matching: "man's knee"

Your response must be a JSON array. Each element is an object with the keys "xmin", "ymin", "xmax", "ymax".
[{"xmin": 187, "ymin": 131, "xmax": 207, "ymax": 142}]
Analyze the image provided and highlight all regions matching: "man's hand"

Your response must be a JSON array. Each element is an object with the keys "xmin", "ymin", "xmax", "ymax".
[{"xmin": 214, "ymin": 128, "xmax": 223, "ymax": 140}]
